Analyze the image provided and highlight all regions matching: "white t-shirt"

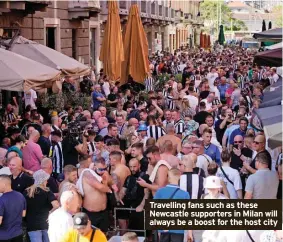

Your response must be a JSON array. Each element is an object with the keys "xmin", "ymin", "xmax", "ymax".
[
  {"xmin": 24, "ymin": 89, "xmax": 37, "ymax": 109},
  {"xmin": 216, "ymin": 166, "xmax": 242, "ymax": 199},
  {"xmin": 202, "ymin": 99, "xmax": 213, "ymax": 111},
  {"xmin": 48, "ymin": 207, "xmax": 73, "ymax": 242},
  {"xmin": 210, "ymin": 86, "xmax": 220, "ymax": 99},
  {"xmin": 207, "ymin": 72, "xmax": 219, "ymax": 88},
  {"xmin": 183, "ymin": 95, "xmax": 199, "ymax": 109},
  {"xmin": 272, "ymin": 73, "xmax": 279, "ymax": 84},
  {"xmin": 102, "ymin": 82, "xmax": 110, "ymax": 97},
  {"xmin": 196, "ymin": 154, "xmax": 212, "ymax": 177}
]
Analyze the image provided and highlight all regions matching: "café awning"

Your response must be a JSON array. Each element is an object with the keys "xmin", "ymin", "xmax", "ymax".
[
  {"xmin": 0, "ymin": 47, "xmax": 61, "ymax": 92},
  {"xmin": 253, "ymin": 48, "xmax": 282, "ymax": 67},
  {"xmin": 5, "ymin": 36, "xmax": 90, "ymax": 77}
]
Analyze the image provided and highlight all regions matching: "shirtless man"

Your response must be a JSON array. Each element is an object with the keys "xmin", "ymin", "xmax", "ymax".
[
  {"xmin": 137, "ymin": 146, "xmax": 170, "ymax": 196},
  {"xmin": 156, "ymin": 123, "xmax": 181, "ymax": 154},
  {"xmin": 80, "ymin": 157, "xmax": 112, "ymax": 232},
  {"xmin": 160, "ymin": 140, "xmax": 180, "ymax": 168},
  {"xmin": 108, "ymin": 151, "xmax": 131, "ymax": 234},
  {"xmin": 59, "ymin": 165, "xmax": 78, "ymax": 193},
  {"xmin": 109, "ymin": 151, "xmax": 131, "ymax": 200}
]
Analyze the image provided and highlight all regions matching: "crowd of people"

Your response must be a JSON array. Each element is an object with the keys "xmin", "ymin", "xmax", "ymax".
[{"xmin": 0, "ymin": 44, "xmax": 282, "ymax": 242}]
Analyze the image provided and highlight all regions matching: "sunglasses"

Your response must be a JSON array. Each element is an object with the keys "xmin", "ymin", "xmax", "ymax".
[
  {"xmin": 234, "ymin": 141, "xmax": 243, "ymax": 144},
  {"xmin": 183, "ymin": 146, "xmax": 192, "ymax": 149},
  {"xmin": 192, "ymin": 146, "xmax": 199, "ymax": 149},
  {"xmin": 253, "ymin": 141, "xmax": 263, "ymax": 144},
  {"xmin": 97, "ymin": 167, "xmax": 107, "ymax": 172}
]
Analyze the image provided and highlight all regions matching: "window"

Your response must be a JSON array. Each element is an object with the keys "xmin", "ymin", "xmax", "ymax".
[
  {"xmin": 72, "ymin": 29, "xmax": 77, "ymax": 59},
  {"xmin": 90, "ymin": 28, "xmax": 96, "ymax": 66},
  {"xmin": 46, "ymin": 27, "xmax": 56, "ymax": 49}
]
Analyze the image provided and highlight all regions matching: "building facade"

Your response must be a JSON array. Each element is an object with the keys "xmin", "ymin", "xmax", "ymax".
[
  {"xmin": 228, "ymin": 1, "xmax": 277, "ymax": 38},
  {"xmin": 100, "ymin": 0, "xmax": 202, "ymax": 55},
  {"xmin": 0, "ymin": 0, "xmax": 101, "ymax": 68},
  {"xmin": 0, "ymin": 0, "xmax": 202, "ymax": 71}
]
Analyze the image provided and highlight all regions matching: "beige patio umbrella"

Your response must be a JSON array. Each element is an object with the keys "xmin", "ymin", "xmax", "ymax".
[
  {"xmin": 6, "ymin": 36, "xmax": 90, "ymax": 77},
  {"xmin": 99, "ymin": 0, "xmax": 124, "ymax": 81},
  {"xmin": 0, "ymin": 48, "xmax": 61, "ymax": 93},
  {"xmin": 120, "ymin": 4, "xmax": 149, "ymax": 85}
]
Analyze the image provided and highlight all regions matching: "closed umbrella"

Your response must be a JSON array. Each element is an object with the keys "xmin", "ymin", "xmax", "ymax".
[
  {"xmin": 99, "ymin": 0, "xmax": 124, "ymax": 81},
  {"xmin": 0, "ymin": 48, "xmax": 61, "ymax": 92},
  {"xmin": 6, "ymin": 36, "xmax": 90, "ymax": 77},
  {"xmin": 262, "ymin": 20, "xmax": 267, "ymax": 31},
  {"xmin": 121, "ymin": 4, "xmax": 149, "ymax": 85},
  {"xmin": 218, "ymin": 25, "xmax": 225, "ymax": 45},
  {"xmin": 203, "ymin": 34, "xmax": 208, "ymax": 49},
  {"xmin": 200, "ymin": 31, "xmax": 204, "ymax": 48}
]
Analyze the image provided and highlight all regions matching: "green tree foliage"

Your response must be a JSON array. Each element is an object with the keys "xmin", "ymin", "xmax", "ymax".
[
  {"xmin": 272, "ymin": 5, "xmax": 282, "ymax": 27},
  {"xmin": 200, "ymin": 0, "xmax": 247, "ymax": 32}
]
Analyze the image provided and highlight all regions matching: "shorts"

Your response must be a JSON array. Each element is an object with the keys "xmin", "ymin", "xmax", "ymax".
[
  {"xmin": 115, "ymin": 204, "xmax": 130, "ymax": 220},
  {"xmin": 82, "ymin": 208, "xmax": 109, "ymax": 232}
]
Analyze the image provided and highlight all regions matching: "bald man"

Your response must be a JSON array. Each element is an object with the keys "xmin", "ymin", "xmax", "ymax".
[
  {"xmin": 0, "ymin": 174, "xmax": 26, "ymax": 241},
  {"xmin": 8, "ymin": 157, "xmax": 34, "ymax": 193},
  {"xmin": 160, "ymin": 140, "xmax": 180, "ymax": 169},
  {"xmin": 179, "ymin": 154, "xmax": 205, "ymax": 199},
  {"xmin": 97, "ymin": 117, "xmax": 109, "ymax": 137},
  {"xmin": 128, "ymin": 118, "xmax": 139, "ymax": 132},
  {"xmin": 41, "ymin": 157, "xmax": 59, "ymax": 195},
  {"xmin": 156, "ymin": 124, "xmax": 181, "ymax": 154},
  {"xmin": 243, "ymin": 134, "xmax": 272, "ymax": 174},
  {"xmin": 22, "ymin": 130, "xmax": 43, "ymax": 172}
]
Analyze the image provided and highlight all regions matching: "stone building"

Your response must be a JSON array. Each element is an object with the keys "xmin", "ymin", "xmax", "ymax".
[
  {"xmin": 100, "ymin": 0, "xmax": 203, "ymax": 55},
  {"xmin": 0, "ymin": 0, "xmax": 203, "ymax": 71},
  {"xmin": 0, "ymin": 0, "xmax": 101, "ymax": 67}
]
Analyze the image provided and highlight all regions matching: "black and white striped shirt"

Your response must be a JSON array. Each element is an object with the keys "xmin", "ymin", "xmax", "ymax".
[
  {"xmin": 162, "ymin": 89, "xmax": 168, "ymax": 98},
  {"xmin": 147, "ymin": 125, "xmax": 166, "ymax": 141},
  {"xmin": 5, "ymin": 112, "xmax": 16, "ymax": 124},
  {"xmin": 118, "ymin": 123, "xmax": 127, "ymax": 136},
  {"xmin": 179, "ymin": 172, "xmax": 204, "ymax": 199},
  {"xmin": 166, "ymin": 96, "xmax": 175, "ymax": 110},
  {"xmin": 145, "ymin": 76, "xmax": 155, "ymax": 92},
  {"xmin": 50, "ymin": 142, "xmax": 64, "ymax": 174},
  {"xmin": 174, "ymin": 119, "xmax": 185, "ymax": 135},
  {"xmin": 172, "ymin": 65, "xmax": 181, "ymax": 75},
  {"xmin": 87, "ymin": 141, "xmax": 96, "ymax": 155}
]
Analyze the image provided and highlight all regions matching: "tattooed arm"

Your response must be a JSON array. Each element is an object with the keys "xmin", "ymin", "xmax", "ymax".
[
  {"xmin": 111, "ymin": 173, "xmax": 123, "ymax": 203},
  {"xmin": 83, "ymin": 171, "xmax": 111, "ymax": 193}
]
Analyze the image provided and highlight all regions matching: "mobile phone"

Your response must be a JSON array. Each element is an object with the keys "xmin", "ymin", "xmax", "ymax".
[{"xmin": 233, "ymin": 144, "xmax": 238, "ymax": 149}]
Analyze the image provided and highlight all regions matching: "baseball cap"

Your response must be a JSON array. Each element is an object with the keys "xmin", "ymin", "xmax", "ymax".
[
  {"xmin": 73, "ymin": 212, "xmax": 89, "ymax": 229},
  {"xmin": 137, "ymin": 123, "xmax": 147, "ymax": 132}
]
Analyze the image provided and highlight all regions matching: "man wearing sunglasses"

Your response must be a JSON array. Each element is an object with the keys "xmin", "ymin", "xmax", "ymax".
[{"xmin": 242, "ymin": 134, "xmax": 272, "ymax": 175}]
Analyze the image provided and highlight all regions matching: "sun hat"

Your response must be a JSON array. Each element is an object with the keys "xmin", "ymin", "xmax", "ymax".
[
  {"xmin": 204, "ymin": 176, "xmax": 222, "ymax": 189},
  {"xmin": 33, "ymin": 169, "xmax": 50, "ymax": 186}
]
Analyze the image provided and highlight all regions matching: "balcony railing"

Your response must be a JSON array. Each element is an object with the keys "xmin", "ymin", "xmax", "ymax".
[
  {"xmin": 68, "ymin": 0, "xmax": 100, "ymax": 20},
  {"xmin": 68, "ymin": 0, "xmax": 100, "ymax": 9},
  {"xmin": 0, "ymin": 0, "xmax": 50, "ymax": 15}
]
